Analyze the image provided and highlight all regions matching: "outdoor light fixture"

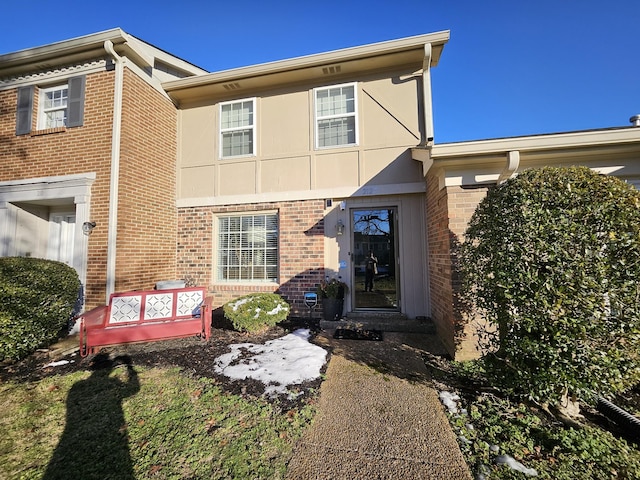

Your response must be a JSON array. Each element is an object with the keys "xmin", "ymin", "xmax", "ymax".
[
  {"xmin": 336, "ymin": 219, "xmax": 345, "ymax": 236},
  {"xmin": 82, "ymin": 221, "xmax": 96, "ymax": 235}
]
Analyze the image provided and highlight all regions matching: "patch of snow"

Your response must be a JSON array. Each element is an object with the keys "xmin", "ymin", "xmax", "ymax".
[
  {"xmin": 439, "ymin": 390, "xmax": 461, "ymax": 414},
  {"xmin": 495, "ymin": 455, "xmax": 538, "ymax": 476},
  {"xmin": 43, "ymin": 360, "xmax": 74, "ymax": 368},
  {"xmin": 267, "ymin": 303, "xmax": 287, "ymax": 315},
  {"xmin": 230, "ymin": 296, "xmax": 253, "ymax": 312},
  {"xmin": 213, "ymin": 328, "xmax": 327, "ymax": 397}
]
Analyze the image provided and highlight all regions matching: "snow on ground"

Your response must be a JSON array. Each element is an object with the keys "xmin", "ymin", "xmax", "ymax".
[
  {"xmin": 214, "ymin": 328, "xmax": 327, "ymax": 397},
  {"xmin": 438, "ymin": 390, "xmax": 538, "ymax": 477}
]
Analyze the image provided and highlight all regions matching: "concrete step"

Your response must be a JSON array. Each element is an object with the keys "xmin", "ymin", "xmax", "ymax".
[{"xmin": 320, "ymin": 313, "xmax": 436, "ymax": 334}]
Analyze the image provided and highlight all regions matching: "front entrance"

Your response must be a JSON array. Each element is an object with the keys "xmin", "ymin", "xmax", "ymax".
[{"xmin": 351, "ymin": 208, "xmax": 399, "ymax": 310}]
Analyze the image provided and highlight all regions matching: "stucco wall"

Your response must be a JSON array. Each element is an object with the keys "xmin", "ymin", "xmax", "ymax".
[{"xmin": 176, "ymin": 70, "xmax": 424, "ymax": 202}]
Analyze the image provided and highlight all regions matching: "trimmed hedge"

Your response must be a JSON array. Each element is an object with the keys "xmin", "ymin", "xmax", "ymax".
[
  {"xmin": 0, "ymin": 257, "xmax": 81, "ymax": 361},
  {"xmin": 223, "ymin": 293, "xmax": 290, "ymax": 333},
  {"xmin": 460, "ymin": 166, "xmax": 640, "ymax": 404}
]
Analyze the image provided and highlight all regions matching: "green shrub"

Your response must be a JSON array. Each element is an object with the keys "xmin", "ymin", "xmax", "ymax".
[
  {"xmin": 460, "ymin": 166, "xmax": 640, "ymax": 404},
  {"xmin": 223, "ymin": 293, "xmax": 290, "ymax": 333},
  {"xmin": 0, "ymin": 257, "xmax": 81, "ymax": 361}
]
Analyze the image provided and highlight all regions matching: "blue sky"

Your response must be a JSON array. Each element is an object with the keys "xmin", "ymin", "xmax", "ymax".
[{"xmin": 1, "ymin": 0, "xmax": 638, "ymax": 143}]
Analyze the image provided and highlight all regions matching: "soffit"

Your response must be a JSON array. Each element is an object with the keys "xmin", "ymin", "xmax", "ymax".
[
  {"xmin": 414, "ymin": 127, "xmax": 640, "ymax": 188},
  {"xmin": 429, "ymin": 127, "xmax": 640, "ymax": 166},
  {"xmin": 0, "ymin": 28, "xmax": 206, "ymax": 79},
  {"xmin": 164, "ymin": 31, "xmax": 449, "ymax": 105}
]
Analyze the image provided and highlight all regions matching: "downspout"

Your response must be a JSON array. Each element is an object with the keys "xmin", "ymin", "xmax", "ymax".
[
  {"xmin": 422, "ymin": 43, "xmax": 434, "ymax": 146},
  {"xmin": 104, "ymin": 40, "xmax": 124, "ymax": 303},
  {"xmin": 498, "ymin": 150, "xmax": 520, "ymax": 184}
]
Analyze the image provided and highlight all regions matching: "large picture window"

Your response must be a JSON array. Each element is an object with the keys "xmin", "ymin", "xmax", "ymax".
[
  {"xmin": 220, "ymin": 98, "xmax": 255, "ymax": 158},
  {"xmin": 314, "ymin": 83, "xmax": 357, "ymax": 148},
  {"xmin": 217, "ymin": 213, "xmax": 278, "ymax": 282}
]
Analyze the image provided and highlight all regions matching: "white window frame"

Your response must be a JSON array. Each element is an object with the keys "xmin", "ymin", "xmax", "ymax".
[
  {"xmin": 215, "ymin": 211, "xmax": 278, "ymax": 283},
  {"xmin": 314, "ymin": 82, "xmax": 358, "ymax": 149},
  {"xmin": 37, "ymin": 84, "xmax": 69, "ymax": 130},
  {"xmin": 219, "ymin": 98, "xmax": 256, "ymax": 159}
]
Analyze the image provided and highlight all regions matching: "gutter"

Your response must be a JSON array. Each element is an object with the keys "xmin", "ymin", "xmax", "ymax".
[{"xmin": 104, "ymin": 40, "xmax": 124, "ymax": 303}]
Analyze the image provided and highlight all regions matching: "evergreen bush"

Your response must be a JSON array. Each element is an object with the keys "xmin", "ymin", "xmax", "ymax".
[
  {"xmin": 0, "ymin": 257, "xmax": 81, "ymax": 361},
  {"xmin": 460, "ymin": 166, "xmax": 640, "ymax": 404},
  {"xmin": 223, "ymin": 293, "xmax": 290, "ymax": 333}
]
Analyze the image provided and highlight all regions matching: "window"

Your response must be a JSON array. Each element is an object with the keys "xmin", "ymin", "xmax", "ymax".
[
  {"xmin": 38, "ymin": 85, "xmax": 68, "ymax": 129},
  {"xmin": 315, "ymin": 83, "xmax": 357, "ymax": 148},
  {"xmin": 220, "ymin": 99, "xmax": 255, "ymax": 158},
  {"xmin": 16, "ymin": 75, "xmax": 85, "ymax": 135},
  {"xmin": 217, "ymin": 213, "xmax": 278, "ymax": 282}
]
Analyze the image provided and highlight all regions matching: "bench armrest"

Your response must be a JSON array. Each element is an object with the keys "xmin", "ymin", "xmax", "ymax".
[
  {"xmin": 79, "ymin": 305, "xmax": 108, "ymax": 357},
  {"xmin": 80, "ymin": 305, "xmax": 109, "ymax": 329},
  {"xmin": 202, "ymin": 295, "xmax": 214, "ymax": 339}
]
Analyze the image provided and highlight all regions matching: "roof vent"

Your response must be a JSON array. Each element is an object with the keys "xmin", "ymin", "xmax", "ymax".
[
  {"xmin": 630, "ymin": 114, "xmax": 640, "ymax": 127},
  {"xmin": 322, "ymin": 65, "xmax": 342, "ymax": 75},
  {"xmin": 223, "ymin": 82, "xmax": 241, "ymax": 91}
]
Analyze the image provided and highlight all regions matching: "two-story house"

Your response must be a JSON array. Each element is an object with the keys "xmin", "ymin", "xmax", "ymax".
[
  {"xmin": 164, "ymin": 30, "xmax": 449, "ymax": 328},
  {"xmin": 2, "ymin": 28, "xmax": 640, "ymax": 359}
]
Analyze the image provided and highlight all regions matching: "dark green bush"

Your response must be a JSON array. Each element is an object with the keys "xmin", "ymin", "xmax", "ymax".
[
  {"xmin": 223, "ymin": 293, "xmax": 290, "ymax": 333},
  {"xmin": 460, "ymin": 166, "xmax": 640, "ymax": 404},
  {"xmin": 0, "ymin": 257, "xmax": 81, "ymax": 361}
]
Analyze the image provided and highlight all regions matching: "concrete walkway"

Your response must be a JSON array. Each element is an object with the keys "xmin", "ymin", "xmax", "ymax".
[{"xmin": 285, "ymin": 330, "xmax": 472, "ymax": 479}]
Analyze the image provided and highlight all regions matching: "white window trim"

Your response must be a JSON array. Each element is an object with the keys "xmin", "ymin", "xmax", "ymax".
[
  {"xmin": 37, "ymin": 84, "xmax": 68, "ymax": 130},
  {"xmin": 214, "ymin": 211, "xmax": 279, "ymax": 285},
  {"xmin": 219, "ymin": 97, "xmax": 257, "ymax": 159},
  {"xmin": 314, "ymin": 82, "xmax": 359, "ymax": 150}
]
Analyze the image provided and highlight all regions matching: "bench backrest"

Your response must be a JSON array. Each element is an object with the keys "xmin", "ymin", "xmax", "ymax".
[{"xmin": 107, "ymin": 287, "xmax": 205, "ymax": 326}]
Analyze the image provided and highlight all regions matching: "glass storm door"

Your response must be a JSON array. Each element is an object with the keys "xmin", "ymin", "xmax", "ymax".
[{"xmin": 352, "ymin": 208, "xmax": 399, "ymax": 310}]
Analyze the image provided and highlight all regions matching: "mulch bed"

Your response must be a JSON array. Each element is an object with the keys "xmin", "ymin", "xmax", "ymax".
[{"xmin": 0, "ymin": 318, "xmax": 327, "ymax": 412}]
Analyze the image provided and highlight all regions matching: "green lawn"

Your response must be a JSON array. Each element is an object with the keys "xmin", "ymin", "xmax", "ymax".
[{"xmin": 0, "ymin": 365, "xmax": 316, "ymax": 479}]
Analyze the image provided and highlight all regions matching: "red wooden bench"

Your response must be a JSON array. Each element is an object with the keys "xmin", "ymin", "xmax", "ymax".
[{"xmin": 79, "ymin": 287, "xmax": 213, "ymax": 357}]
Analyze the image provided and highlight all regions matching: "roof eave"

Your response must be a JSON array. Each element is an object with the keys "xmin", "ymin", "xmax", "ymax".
[{"xmin": 163, "ymin": 30, "xmax": 449, "ymax": 102}]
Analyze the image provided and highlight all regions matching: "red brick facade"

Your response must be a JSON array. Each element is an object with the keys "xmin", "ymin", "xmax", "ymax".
[
  {"xmin": 114, "ymin": 69, "xmax": 177, "ymax": 294},
  {"xmin": 177, "ymin": 199, "xmax": 326, "ymax": 316},
  {"xmin": 0, "ymin": 65, "xmax": 177, "ymax": 309},
  {"xmin": 426, "ymin": 171, "xmax": 489, "ymax": 359}
]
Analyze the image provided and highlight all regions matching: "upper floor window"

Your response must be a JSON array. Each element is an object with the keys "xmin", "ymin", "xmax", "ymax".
[
  {"xmin": 220, "ymin": 98, "xmax": 255, "ymax": 158},
  {"xmin": 16, "ymin": 75, "xmax": 85, "ymax": 136},
  {"xmin": 216, "ymin": 213, "xmax": 278, "ymax": 283},
  {"xmin": 38, "ymin": 85, "xmax": 68, "ymax": 129},
  {"xmin": 314, "ymin": 83, "xmax": 358, "ymax": 149}
]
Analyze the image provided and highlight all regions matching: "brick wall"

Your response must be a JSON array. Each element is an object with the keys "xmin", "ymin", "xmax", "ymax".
[
  {"xmin": 115, "ymin": 69, "xmax": 177, "ymax": 292},
  {"xmin": 425, "ymin": 171, "xmax": 489, "ymax": 359},
  {"xmin": 0, "ymin": 66, "xmax": 179, "ymax": 309},
  {"xmin": 0, "ymin": 70, "xmax": 114, "ymax": 307},
  {"xmin": 177, "ymin": 199, "xmax": 325, "ymax": 316}
]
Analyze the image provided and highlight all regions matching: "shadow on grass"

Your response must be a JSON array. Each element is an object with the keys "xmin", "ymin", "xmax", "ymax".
[{"xmin": 43, "ymin": 353, "xmax": 140, "ymax": 480}]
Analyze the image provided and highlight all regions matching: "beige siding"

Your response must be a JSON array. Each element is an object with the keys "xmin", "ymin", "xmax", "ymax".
[
  {"xmin": 260, "ymin": 91, "xmax": 311, "ymax": 155},
  {"xmin": 261, "ymin": 156, "xmax": 311, "ymax": 192},
  {"xmin": 333, "ymin": 194, "xmax": 428, "ymax": 319},
  {"xmin": 179, "ymin": 105, "xmax": 215, "ymax": 167},
  {"xmin": 315, "ymin": 151, "xmax": 360, "ymax": 188},
  {"xmin": 218, "ymin": 161, "xmax": 257, "ymax": 196},
  {"xmin": 177, "ymin": 70, "xmax": 424, "ymax": 201}
]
